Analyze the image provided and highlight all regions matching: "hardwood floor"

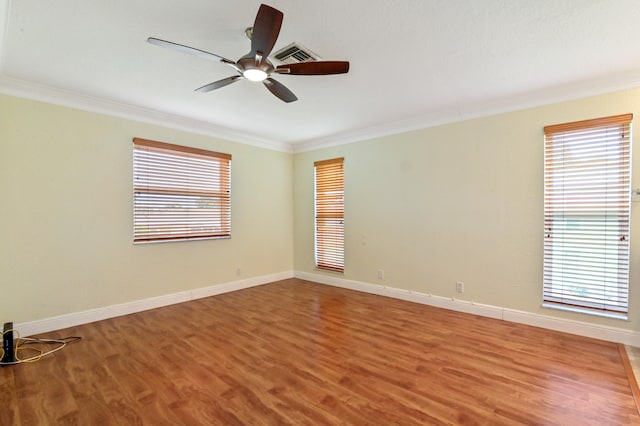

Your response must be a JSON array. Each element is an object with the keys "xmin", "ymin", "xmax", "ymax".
[{"xmin": 1, "ymin": 278, "xmax": 639, "ymax": 425}]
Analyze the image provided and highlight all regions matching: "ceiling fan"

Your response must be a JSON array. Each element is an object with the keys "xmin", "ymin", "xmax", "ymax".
[{"xmin": 147, "ymin": 3, "xmax": 350, "ymax": 103}]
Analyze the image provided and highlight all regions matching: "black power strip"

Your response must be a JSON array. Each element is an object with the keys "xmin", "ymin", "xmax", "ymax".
[{"xmin": 2, "ymin": 322, "xmax": 14, "ymax": 364}]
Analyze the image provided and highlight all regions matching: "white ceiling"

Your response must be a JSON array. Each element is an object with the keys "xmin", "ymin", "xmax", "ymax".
[{"xmin": 2, "ymin": 0, "xmax": 640, "ymax": 152}]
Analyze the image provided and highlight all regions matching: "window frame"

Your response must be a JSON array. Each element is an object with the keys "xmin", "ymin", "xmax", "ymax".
[
  {"xmin": 314, "ymin": 157, "xmax": 345, "ymax": 273},
  {"xmin": 542, "ymin": 114, "xmax": 632, "ymax": 318},
  {"xmin": 133, "ymin": 137, "xmax": 231, "ymax": 244}
]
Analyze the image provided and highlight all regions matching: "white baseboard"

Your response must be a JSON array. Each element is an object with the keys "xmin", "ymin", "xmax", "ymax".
[
  {"xmin": 190, "ymin": 271, "xmax": 293, "ymax": 300},
  {"xmin": 15, "ymin": 271, "xmax": 294, "ymax": 337},
  {"xmin": 294, "ymin": 271, "xmax": 640, "ymax": 347},
  {"xmin": 16, "ymin": 270, "xmax": 640, "ymax": 348}
]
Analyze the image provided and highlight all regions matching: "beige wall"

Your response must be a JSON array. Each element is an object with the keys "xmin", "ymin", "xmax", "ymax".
[
  {"xmin": 3, "ymin": 87, "xmax": 640, "ymax": 333},
  {"xmin": 293, "ymin": 88, "xmax": 640, "ymax": 331},
  {"xmin": 0, "ymin": 94, "xmax": 294, "ymax": 323}
]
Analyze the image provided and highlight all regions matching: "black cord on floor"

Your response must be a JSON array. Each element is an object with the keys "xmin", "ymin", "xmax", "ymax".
[{"xmin": 1, "ymin": 329, "xmax": 82, "ymax": 366}]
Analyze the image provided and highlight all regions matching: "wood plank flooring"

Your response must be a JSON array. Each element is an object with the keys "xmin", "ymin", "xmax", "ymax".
[{"xmin": 1, "ymin": 278, "xmax": 639, "ymax": 425}]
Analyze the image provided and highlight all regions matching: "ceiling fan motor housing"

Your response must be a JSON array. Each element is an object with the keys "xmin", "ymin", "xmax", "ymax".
[{"xmin": 237, "ymin": 55, "xmax": 275, "ymax": 75}]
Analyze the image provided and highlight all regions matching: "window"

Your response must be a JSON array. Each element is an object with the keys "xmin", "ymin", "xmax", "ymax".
[
  {"xmin": 543, "ymin": 114, "xmax": 632, "ymax": 317},
  {"xmin": 133, "ymin": 138, "xmax": 231, "ymax": 243},
  {"xmin": 314, "ymin": 158, "xmax": 344, "ymax": 272}
]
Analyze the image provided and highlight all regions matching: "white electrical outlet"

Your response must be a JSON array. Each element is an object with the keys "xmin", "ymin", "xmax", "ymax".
[
  {"xmin": 456, "ymin": 281, "xmax": 464, "ymax": 293},
  {"xmin": 377, "ymin": 269, "xmax": 384, "ymax": 280}
]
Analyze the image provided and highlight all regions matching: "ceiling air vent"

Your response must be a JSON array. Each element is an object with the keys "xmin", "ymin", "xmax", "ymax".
[{"xmin": 273, "ymin": 43, "xmax": 321, "ymax": 65}]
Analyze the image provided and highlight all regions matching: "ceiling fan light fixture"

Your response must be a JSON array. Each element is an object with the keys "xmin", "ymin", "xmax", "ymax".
[
  {"xmin": 243, "ymin": 68, "xmax": 268, "ymax": 82},
  {"xmin": 147, "ymin": 4, "xmax": 349, "ymax": 102}
]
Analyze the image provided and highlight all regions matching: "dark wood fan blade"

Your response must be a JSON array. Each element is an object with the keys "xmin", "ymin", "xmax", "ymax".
[
  {"xmin": 275, "ymin": 61, "xmax": 350, "ymax": 75},
  {"xmin": 147, "ymin": 37, "xmax": 235, "ymax": 65},
  {"xmin": 263, "ymin": 78, "xmax": 297, "ymax": 103},
  {"xmin": 250, "ymin": 4, "xmax": 283, "ymax": 59},
  {"xmin": 195, "ymin": 75, "xmax": 242, "ymax": 92}
]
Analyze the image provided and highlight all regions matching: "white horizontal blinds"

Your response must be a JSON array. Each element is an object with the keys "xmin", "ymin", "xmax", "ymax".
[
  {"xmin": 315, "ymin": 158, "xmax": 345, "ymax": 272},
  {"xmin": 543, "ymin": 114, "xmax": 632, "ymax": 315},
  {"xmin": 133, "ymin": 138, "xmax": 231, "ymax": 243}
]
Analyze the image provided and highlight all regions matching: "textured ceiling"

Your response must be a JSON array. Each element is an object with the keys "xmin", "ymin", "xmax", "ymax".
[{"xmin": 1, "ymin": 0, "xmax": 640, "ymax": 152}]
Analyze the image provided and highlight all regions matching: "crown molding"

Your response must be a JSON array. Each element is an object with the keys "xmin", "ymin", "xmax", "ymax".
[
  {"xmin": 0, "ymin": 75, "xmax": 294, "ymax": 153},
  {"xmin": 2, "ymin": 68, "xmax": 640, "ymax": 156},
  {"xmin": 293, "ymin": 70, "xmax": 640, "ymax": 153}
]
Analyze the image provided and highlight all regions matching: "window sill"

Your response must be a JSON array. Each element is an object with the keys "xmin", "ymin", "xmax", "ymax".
[
  {"xmin": 542, "ymin": 302, "xmax": 628, "ymax": 321},
  {"xmin": 315, "ymin": 267, "xmax": 344, "ymax": 274},
  {"xmin": 134, "ymin": 235, "xmax": 231, "ymax": 244}
]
